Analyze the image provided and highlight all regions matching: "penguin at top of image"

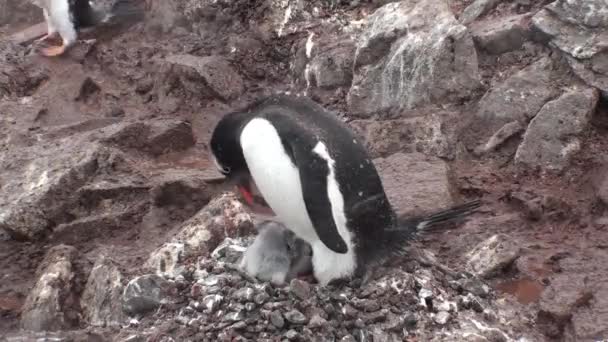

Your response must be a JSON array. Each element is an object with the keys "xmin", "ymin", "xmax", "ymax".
[
  {"xmin": 30, "ymin": 0, "xmax": 143, "ymax": 57},
  {"xmin": 210, "ymin": 94, "xmax": 481, "ymax": 286},
  {"xmin": 239, "ymin": 220, "xmax": 313, "ymax": 286}
]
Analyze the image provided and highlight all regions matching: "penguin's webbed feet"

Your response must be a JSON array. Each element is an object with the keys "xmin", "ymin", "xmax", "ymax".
[
  {"xmin": 40, "ymin": 44, "xmax": 67, "ymax": 57},
  {"xmin": 34, "ymin": 32, "xmax": 59, "ymax": 44}
]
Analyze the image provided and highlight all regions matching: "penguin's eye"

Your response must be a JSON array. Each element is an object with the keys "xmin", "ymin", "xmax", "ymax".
[{"xmin": 212, "ymin": 155, "xmax": 231, "ymax": 174}]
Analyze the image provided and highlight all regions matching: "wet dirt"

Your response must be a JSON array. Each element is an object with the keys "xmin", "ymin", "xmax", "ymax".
[{"xmin": 1, "ymin": 0, "xmax": 608, "ymax": 340}]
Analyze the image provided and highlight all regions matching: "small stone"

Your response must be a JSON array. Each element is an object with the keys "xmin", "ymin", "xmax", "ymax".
[
  {"xmin": 436, "ymin": 301, "xmax": 456, "ymax": 313},
  {"xmin": 245, "ymin": 303, "xmax": 256, "ymax": 311},
  {"xmin": 459, "ymin": 293, "xmax": 485, "ymax": 313},
  {"xmin": 284, "ymin": 309, "xmax": 308, "ymax": 325},
  {"xmin": 231, "ymin": 321, "xmax": 247, "ymax": 330},
  {"xmin": 403, "ymin": 312, "xmax": 417, "ymax": 328},
  {"xmin": 461, "ymin": 278, "xmax": 491, "ymax": 298},
  {"xmin": 122, "ymin": 275, "xmax": 172, "ymax": 315},
  {"xmin": 308, "ymin": 314, "xmax": 328, "ymax": 329},
  {"xmin": 340, "ymin": 335, "xmax": 357, "ymax": 342},
  {"xmin": 357, "ymin": 299, "xmax": 380, "ymax": 312},
  {"xmin": 466, "ymin": 234, "xmax": 521, "ymax": 278},
  {"xmin": 233, "ymin": 287, "xmax": 255, "ymax": 302},
  {"xmin": 284, "ymin": 330, "xmax": 299, "ymax": 340},
  {"xmin": 270, "ymin": 311, "xmax": 285, "ymax": 328},
  {"xmin": 202, "ymin": 294, "xmax": 223, "ymax": 313},
  {"xmin": 289, "ymin": 279, "xmax": 311, "ymax": 300},
  {"xmin": 434, "ymin": 311, "xmax": 451, "ymax": 325},
  {"xmin": 355, "ymin": 318, "xmax": 365, "ymax": 328},
  {"xmin": 254, "ymin": 292, "xmax": 270, "ymax": 305},
  {"xmin": 224, "ymin": 310, "xmax": 246, "ymax": 322},
  {"xmin": 342, "ymin": 304, "xmax": 358, "ymax": 318}
]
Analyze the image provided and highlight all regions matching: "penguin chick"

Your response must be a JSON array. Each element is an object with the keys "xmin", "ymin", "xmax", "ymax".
[
  {"xmin": 239, "ymin": 220, "xmax": 313, "ymax": 286},
  {"xmin": 31, "ymin": 0, "xmax": 143, "ymax": 57}
]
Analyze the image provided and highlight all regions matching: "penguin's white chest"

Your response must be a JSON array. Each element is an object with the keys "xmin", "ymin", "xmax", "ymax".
[
  {"xmin": 239, "ymin": 118, "xmax": 318, "ymax": 242},
  {"xmin": 239, "ymin": 118, "xmax": 357, "ymax": 285}
]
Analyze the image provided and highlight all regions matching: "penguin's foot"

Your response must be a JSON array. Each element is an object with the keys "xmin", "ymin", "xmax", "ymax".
[
  {"xmin": 34, "ymin": 32, "xmax": 59, "ymax": 44},
  {"xmin": 40, "ymin": 44, "xmax": 67, "ymax": 57}
]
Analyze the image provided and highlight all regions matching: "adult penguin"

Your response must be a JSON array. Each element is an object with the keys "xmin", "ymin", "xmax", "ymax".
[
  {"xmin": 210, "ymin": 94, "xmax": 480, "ymax": 285},
  {"xmin": 30, "ymin": 0, "xmax": 142, "ymax": 57}
]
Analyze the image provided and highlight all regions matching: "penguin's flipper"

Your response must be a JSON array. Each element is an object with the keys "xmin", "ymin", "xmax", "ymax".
[{"xmin": 290, "ymin": 142, "xmax": 349, "ymax": 254}]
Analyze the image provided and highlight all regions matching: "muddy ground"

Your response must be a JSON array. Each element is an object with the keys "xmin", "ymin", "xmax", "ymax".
[{"xmin": 1, "ymin": 0, "xmax": 608, "ymax": 341}]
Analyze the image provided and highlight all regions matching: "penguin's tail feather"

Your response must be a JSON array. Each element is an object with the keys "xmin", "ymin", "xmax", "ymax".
[
  {"xmin": 361, "ymin": 199, "xmax": 482, "ymax": 265},
  {"xmin": 393, "ymin": 199, "xmax": 482, "ymax": 233}
]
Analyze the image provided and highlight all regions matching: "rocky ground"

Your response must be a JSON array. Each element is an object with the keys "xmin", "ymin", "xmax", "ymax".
[{"xmin": 1, "ymin": 0, "xmax": 608, "ymax": 341}]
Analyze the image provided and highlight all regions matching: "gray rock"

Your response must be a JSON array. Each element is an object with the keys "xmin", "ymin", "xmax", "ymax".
[
  {"xmin": 146, "ymin": 194, "xmax": 254, "ymax": 277},
  {"xmin": 163, "ymin": 54, "xmax": 244, "ymax": 102},
  {"xmin": 174, "ymin": 193, "xmax": 254, "ymax": 252},
  {"xmin": 468, "ymin": 57, "xmax": 562, "ymax": 145},
  {"xmin": 20, "ymin": 245, "xmax": 78, "ymax": 331},
  {"xmin": 374, "ymin": 152, "xmax": 453, "ymax": 216},
  {"xmin": 459, "ymin": 0, "xmax": 503, "ymax": 25},
  {"xmin": 100, "ymin": 120, "xmax": 195, "ymax": 156},
  {"xmin": 0, "ymin": 139, "xmax": 104, "ymax": 240},
  {"xmin": 515, "ymin": 88, "xmax": 599, "ymax": 172},
  {"xmin": 308, "ymin": 39, "xmax": 356, "ymax": 90},
  {"xmin": 202, "ymin": 294, "xmax": 223, "ymax": 313},
  {"xmin": 471, "ymin": 14, "xmax": 531, "ymax": 54},
  {"xmin": 532, "ymin": 0, "xmax": 608, "ymax": 96},
  {"xmin": 225, "ymin": 310, "xmax": 246, "ymax": 322},
  {"xmin": 122, "ymin": 274, "xmax": 172, "ymax": 315},
  {"xmin": 461, "ymin": 278, "xmax": 491, "ymax": 298},
  {"xmin": 270, "ymin": 310, "xmax": 285, "ymax": 328},
  {"xmin": 233, "ymin": 287, "xmax": 255, "ymax": 302},
  {"xmin": 81, "ymin": 254, "xmax": 125, "ymax": 327},
  {"xmin": 284, "ymin": 309, "xmax": 308, "ymax": 324},
  {"xmin": 144, "ymin": 242, "xmax": 187, "ymax": 279},
  {"xmin": 284, "ymin": 329, "xmax": 299, "ymax": 340},
  {"xmin": 254, "ymin": 292, "xmax": 270, "ymax": 305},
  {"xmin": 474, "ymin": 121, "xmax": 524, "ymax": 155},
  {"xmin": 434, "ymin": 311, "xmax": 451, "ymax": 325},
  {"xmin": 349, "ymin": 111, "xmax": 457, "ymax": 159},
  {"xmin": 347, "ymin": 0, "xmax": 480, "ymax": 117},
  {"xmin": 289, "ymin": 278, "xmax": 311, "ymax": 300},
  {"xmin": 539, "ymin": 274, "xmax": 591, "ymax": 321},
  {"xmin": 466, "ymin": 234, "xmax": 521, "ymax": 278},
  {"xmin": 308, "ymin": 314, "xmax": 328, "ymax": 329}
]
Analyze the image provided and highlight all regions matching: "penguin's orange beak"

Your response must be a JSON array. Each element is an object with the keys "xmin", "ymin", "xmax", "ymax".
[
  {"xmin": 237, "ymin": 184, "xmax": 255, "ymax": 207},
  {"xmin": 231, "ymin": 174, "xmax": 274, "ymax": 216}
]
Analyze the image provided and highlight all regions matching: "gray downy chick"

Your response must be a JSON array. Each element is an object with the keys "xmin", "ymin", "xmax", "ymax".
[{"xmin": 239, "ymin": 220, "xmax": 313, "ymax": 286}]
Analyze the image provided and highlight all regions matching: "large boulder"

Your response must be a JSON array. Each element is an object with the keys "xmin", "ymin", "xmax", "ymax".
[
  {"xmin": 145, "ymin": 193, "xmax": 254, "ymax": 278},
  {"xmin": 515, "ymin": 88, "xmax": 599, "ymax": 172},
  {"xmin": 347, "ymin": 0, "xmax": 480, "ymax": 117},
  {"xmin": 0, "ymin": 139, "xmax": 105, "ymax": 240},
  {"xmin": 466, "ymin": 57, "xmax": 562, "ymax": 148},
  {"xmin": 81, "ymin": 254, "xmax": 126, "ymax": 327},
  {"xmin": 532, "ymin": 0, "xmax": 608, "ymax": 98},
  {"xmin": 20, "ymin": 245, "xmax": 79, "ymax": 331},
  {"xmin": 374, "ymin": 152, "xmax": 453, "ymax": 215}
]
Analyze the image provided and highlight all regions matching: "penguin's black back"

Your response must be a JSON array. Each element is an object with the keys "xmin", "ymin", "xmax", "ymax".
[
  {"xmin": 237, "ymin": 95, "xmax": 397, "ymax": 265},
  {"xmin": 69, "ymin": 0, "xmax": 97, "ymax": 28}
]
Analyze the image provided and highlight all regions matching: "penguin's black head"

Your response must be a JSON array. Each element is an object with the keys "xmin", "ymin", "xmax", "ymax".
[
  {"xmin": 210, "ymin": 111, "xmax": 250, "ymax": 178},
  {"xmin": 210, "ymin": 110, "xmax": 260, "ymax": 207}
]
